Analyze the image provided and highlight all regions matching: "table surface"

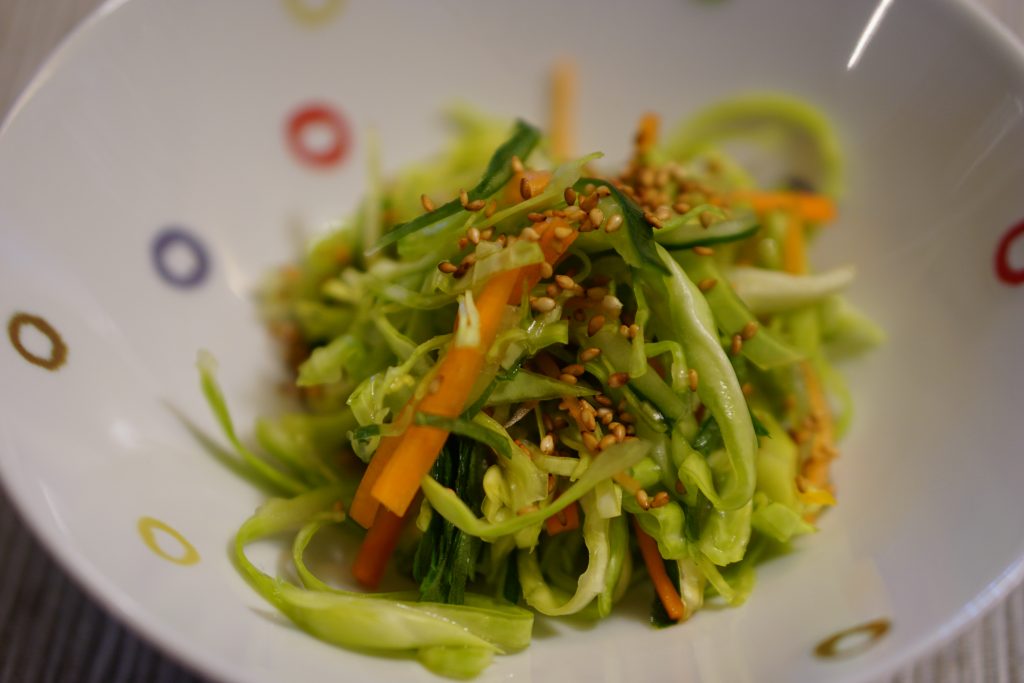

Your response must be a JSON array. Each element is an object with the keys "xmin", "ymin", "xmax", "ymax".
[{"xmin": 2, "ymin": 1, "xmax": 1024, "ymax": 682}]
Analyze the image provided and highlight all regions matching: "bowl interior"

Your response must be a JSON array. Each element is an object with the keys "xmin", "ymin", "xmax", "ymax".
[{"xmin": 2, "ymin": 1, "xmax": 1024, "ymax": 681}]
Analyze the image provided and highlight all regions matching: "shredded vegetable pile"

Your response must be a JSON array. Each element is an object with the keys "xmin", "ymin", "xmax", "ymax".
[{"xmin": 197, "ymin": 91, "xmax": 881, "ymax": 678}]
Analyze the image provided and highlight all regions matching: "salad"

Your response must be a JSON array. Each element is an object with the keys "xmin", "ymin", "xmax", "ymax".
[{"xmin": 197, "ymin": 88, "xmax": 881, "ymax": 678}]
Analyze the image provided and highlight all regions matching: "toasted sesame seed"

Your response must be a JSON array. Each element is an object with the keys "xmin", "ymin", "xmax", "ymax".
[
  {"xmin": 555, "ymin": 274, "xmax": 576, "ymax": 290},
  {"xmin": 580, "ymin": 193, "xmax": 599, "ymax": 212},
  {"xmin": 563, "ymin": 364, "xmax": 585, "ymax": 377},
  {"xmin": 527, "ymin": 212, "xmax": 546, "ymax": 222},
  {"xmin": 635, "ymin": 489, "xmax": 651, "ymax": 510},
  {"xmin": 421, "ymin": 194, "xmax": 436, "ymax": 212},
  {"xmin": 546, "ymin": 284, "xmax": 560, "ymax": 298},
  {"xmin": 563, "ymin": 187, "xmax": 577, "ymax": 205},
  {"xmin": 559, "ymin": 373, "xmax": 578, "ymax": 385},
  {"xmin": 655, "ymin": 205, "xmax": 672, "ymax": 222},
  {"xmin": 438, "ymin": 261, "xmax": 458, "ymax": 274},
  {"xmin": 673, "ymin": 202, "xmax": 692, "ymax": 214},
  {"xmin": 461, "ymin": 253, "xmax": 477, "ymax": 266},
  {"xmin": 459, "ymin": 189, "xmax": 469, "ymax": 207},
  {"xmin": 457, "ymin": 236, "xmax": 469, "ymax": 250},
  {"xmin": 643, "ymin": 211, "xmax": 662, "ymax": 229},
  {"xmin": 452, "ymin": 264, "xmax": 469, "ymax": 279},
  {"xmin": 511, "ymin": 155, "xmax": 524, "ymax": 173},
  {"xmin": 541, "ymin": 262, "xmax": 554, "ymax": 279},
  {"xmin": 496, "ymin": 234, "xmax": 507, "ymax": 246},
  {"xmin": 581, "ymin": 410, "xmax": 597, "ymax": 432},
  {"xmin": 485, "ymin": 200, "xmax": 497, "ymax": 218},
  {"xmin": 519, "ymin": 177, "xmax": 533, "ymax": 199},
  {"xmin": 589, "ymin": 208, "xmax": 605, "ymax": 227},
  {"xmin": 576, "ymin": 431, "xmax": 597, "ymax": 453},
  {"xmin": 655, "ymin": 169, "xmax": 670, "ymax": 188},
  {"xmin": 598, "ymin": 214, "xmax": 621, "ymax": 234},
  {"xmin": 596, "ymin": 185, "xmax": 612, "ymax": 197},
  {"xmin": 651, "ymin": 491, "xmax": 671, "ymax": 508},
  {"xmin": 599, "ymin": 434, "xmax": 618, "ymax": 451},
  {"xmin": 731, "ymin": 334, "xmax": 743, "ymax": 355},
  {"xmin": 741, "ymin": 321, "xmax": 759, "ymax": 340},
  {"xmin": 553, "ymin": 225, "xmax": 574, "ymax": 240},
  {"xmin": 467, "ymin": 227, "xmax": 481, "ymax": 244},
  {"xmin": 531, "ymin": 297, "xmax": 557, "ymax": 313},
  {"xmin": 699, "ymin": 211, "xmax": 717, "ymax": 229},
  {"xmin": 540, "ymin": 434, "xmax": 555, "ymax": 454},
  {"xmin": 698, "ymin": 278, "xmax": 718, "ymax": 292},
  {"xmin": 693, "ymin": 245, "xmax": 714, "ymax": 256},
  {"xmin": 611, "ymin": 422, "xmax": 626, "ymax": 440},
  {"xmin": 608, "ymin": 372, "xmax": 630, "ymax": 388},
  {"xmin": 579, "ymin": 347, "xmax": 602, "ymax": 363},
  {"xmin": 587, "ymin": 287, "xmax": 607, "ymax": 302},
  {"xmin": 595, "ymin": 394, "xmax": 613, "ymax": 407},
  {"xmin": 588, "ymin": 315, "xmax": 606, "ymax": 336},
  {"xmin": 628, "ymin": 324, "xmax": 640, "ymax": 339},
  {"xmin": 597, "ymin": 406, "xmax": 613, "ymax": 422},
  {"xmin": 619, "ymin": 324, "xmax": 630, "ymax": 337},
  {"xmin": 599, "ymin": 296, "xmax": 622, "ymax": 315},
  {"xmin": 466, "ymin": 199, "xmax": 486, "ymax": 212},
  {"xmin": 520, "ymin": 226, "xmax": 541, "ymax": 242},
  {"xmin": 618, "ymin": 411, "xmax": 635, "ymax": 423},
  {"xmin": 481, "ymin": 228, "xmax": 494, "ymax": 240},
  {"xmin": 563, "ymin": 205, "xmax": 584, "ymax": 220},
  {"xmin": 639, "ymin": 168, "xmax": 655, "ymax": 187}
]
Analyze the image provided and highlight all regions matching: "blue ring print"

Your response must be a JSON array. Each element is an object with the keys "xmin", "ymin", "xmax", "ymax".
[{"xmin": 152, "ymin": 227, "xmax": 210, "ymax": 288}]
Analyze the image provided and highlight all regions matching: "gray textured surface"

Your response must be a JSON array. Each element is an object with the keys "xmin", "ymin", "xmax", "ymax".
[{"xmin": 1, "ymin": 1, "xmax": 1022, "ymax": 681}]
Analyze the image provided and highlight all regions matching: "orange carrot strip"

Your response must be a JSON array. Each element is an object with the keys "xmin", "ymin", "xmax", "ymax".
[
  {"xmin": 633, "ymin": 517, "xmax": 685, "ymax": 622},
  {"xmin": 544, "ymin": 500, "xmax": 580, "ymax": 535},
  {"xmin": 735, "ymin": 191, "xmax": 836, "ymax": 224},
  {"xmin": 349, "ymin": 410, "xmax": 409, "ymax": 528},
  {"xmin": 509, "ymin": 217, "xmax": 578, "ymax": 303},
  {"xmin": 370, "ymin": 267, "xmax": 523, "ymax": 516},
  {"xmin": 549, "ymin": 60, "xmax": 576, "ymax": 162},
  {"xmin": 352, "ymin": 507, "xmax": 406, "ymax": 590}
]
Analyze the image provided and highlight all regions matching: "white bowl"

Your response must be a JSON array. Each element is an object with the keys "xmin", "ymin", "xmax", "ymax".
[{"xmin": 3, "ymin": 1, "xmax": 1024, "ymax": 681}]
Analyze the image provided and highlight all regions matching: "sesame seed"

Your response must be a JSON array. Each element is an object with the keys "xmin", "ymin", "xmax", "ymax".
[
  {"xmin": 580, "ymin": 193, "xmax": 599, "ymax": 212},
  {"xmin": 693, "ymin": 245, "xmax": 714, "ymax": 256},
  {"xmin": 596, "ymin": 185, "xmax": 612, "ymax": 197},
  {"xmin": 563, "ymin": 205, "xmax": 584, "ymax": 220},
  {"xmin": 673, "ymin": 202, "xmax": 692, "ymax": 214},
  {"xmin": 438, "ymin": 261, "xmax": 458, "ymax": 274},
  {"xmin": 643, "ymin": 211, "xmax": 663, "ymax": 229},
  {"xmin": 457, "ymin": 237, "xmax": 469, "ymax": 250},
  {"xmin": 467, "ymin": 227, "xmax": 481, "ymax": 244},
  {"xmin": 688, "ymin": 368, "xmax": 699, "ymax": 392},
  {"xmin": 554, "ymin": 225, "xmax": 574, "ymax": 240},
  {"xmin": 651, "ymin": 491, "xmax": 670, "ymax": 508},
  {"xmin": 461, "ymin": 253, "xmax": 477, "ymax": 266},
  {"xmin": 618, "ymin": 411, "xmax": 634, "ymax": 423},
  {"xmin": 639, "ymin": 168, "xmax": 655, "ymax": 187},
  {"xmin": 531, "ymin": 297, "xmax": 557, "ymax": 313},
  {"xmin": 527, "ymin": 212, "xmax": 546, "ymax": 222},
  {"xmin": 485, "ymin": 200, "xmax": 497, "ymax": 218},
  {"xmin": 459, "ymin": 189, "xmax": 469, "ymax": 207},
  {"xmin": 635, "ymin": 489, "xmax": 651, "ymax": 510},
  {"xmin": 597, "ymin": 406, "xmax": 613, "ymax": 422},
  {"xmin": 655, "ymin": 205, "xmax": 672, "ymax": 222},
  {"xmin": 655, "ymin": 169, "xmax": 670, "ymax": 188},
  {"xmin": 731, "ymin": 334, "xmax": 743, "ymax": 355},
  {"xmin": 628, "ymin": 324, "xmax": 640, "ymax": 339},
  {"xmin": 698, "ymin": 278, "xmax": 717, "ymax": 292},
  {"xmin": 465, "ymin": 199, "xmax": 485, "ymax": 212},
  {"xmin": 599, "ymin": 434, "xmax": 618, "ymax": 451},
  {"xmin": 546, "ymin": 284, "xmax": 560, "ymax": 298},
  {"xmin": 603, "ymin": 214, "xmax": 623, "ymax": 234},
  {"xmin": 741, "ymin": 321, "xmax": 759, "ymax": 340},
  {"xmin": 619, "ymin": 324, "xmax": 630, "ymax": 337},
  {"xmin": 588, "ymin": 315, "xmax": 606, "ymax": 336},
  {"xmin": 421, "ymin": 194, "xmax": 436, "ymax": 212},
  {"xmin": 564, "ymin": 187, "xmax": 577, "ymax": 205},
  {"xmin": 511, "ymin": 155, "xmax": 524, "ymax": 173},
  {"xmin": 582, "ymin": 410, "xmax": 597, "ymax": 433},
  {"xmin": 563, "ymin": 364, "xmax": 585, "ymax": 377},
  {"xmin": 611, "ymin": 422, "xmax": 626, "ymax": 440},
  {"xmin": 579, "ymin": 347, "xmax": 602, "ymax": 363},
  {"xmin": 559, "ymin": 373, "xmax": 578, "ymax": 385},
  {"xmin": 582, "ymin": 431, "xmax": 599, "ymax": 453},
  {"xmin": 587, "ymin": 287, "xmax": 607, "ymax": 301},
  {"xmin": 521, "ymin": 226, "xmax": 541, "ymax": 241},
  {"xmin": 540, "ymin": 434, "xmax": 555, "ymax": 454},
  {"xmin": 540, "ymin": 262, "xmax": 554, "ymax": 279},
  {"xmin": 556, "ymin": 274, "xmax": 576, "ymax": 290},
  {"xmin": 519, "ymin": 177, "xmax": 533, "ymax": 199},
  {"xmin": 589, "ymin": 208, "xmax": 605, "ymax": 227},
  {"xmin": 608, "ymin": 372, "xmax": 629, "ymax": 388},
  {"xmin": 699, "ymin": 211, "xmax": 717, "ymax": 229},
  {"xmin": 595, "ymin": 394, "xmax": 613, "ymax": 407}
]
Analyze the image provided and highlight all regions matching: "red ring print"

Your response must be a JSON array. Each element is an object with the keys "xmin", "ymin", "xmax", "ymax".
[
  {"xmin": 7, "ymin": 312, "xmax": 68, "ymax": 371},
  {"xmin": 995, "ymin": 219, "xmax": 1024, "ymax": 285},
  {"xmin": 286, "ymin": 103, "xmax": 351, "ymax": 169}
]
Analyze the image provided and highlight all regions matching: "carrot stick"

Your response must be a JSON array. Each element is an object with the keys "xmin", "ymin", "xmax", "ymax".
[
  {"xmin": 348, "ymin": 411, "xmax": 408, "ymax": 528},
  {"xmin": 735, "ymin": 190, "xmax": 836, "ymax": 224},
  {"xmin": 544, "ymin": 500, "xmax": 580, "ymax": 535},
  {"xmin": 509, "ymin": 217, "xmax": 578, "ymax": 302},
  {"xmin": 370, "ymin": 267, "xmax": 523, "ymax": 516},
  {"xmin": 633, "ymin": 517, "xmax": 685, "ymax": 622},
  {"xmin": 352, "ymin": 507, "xmax": 406, "ymax": 590}
]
